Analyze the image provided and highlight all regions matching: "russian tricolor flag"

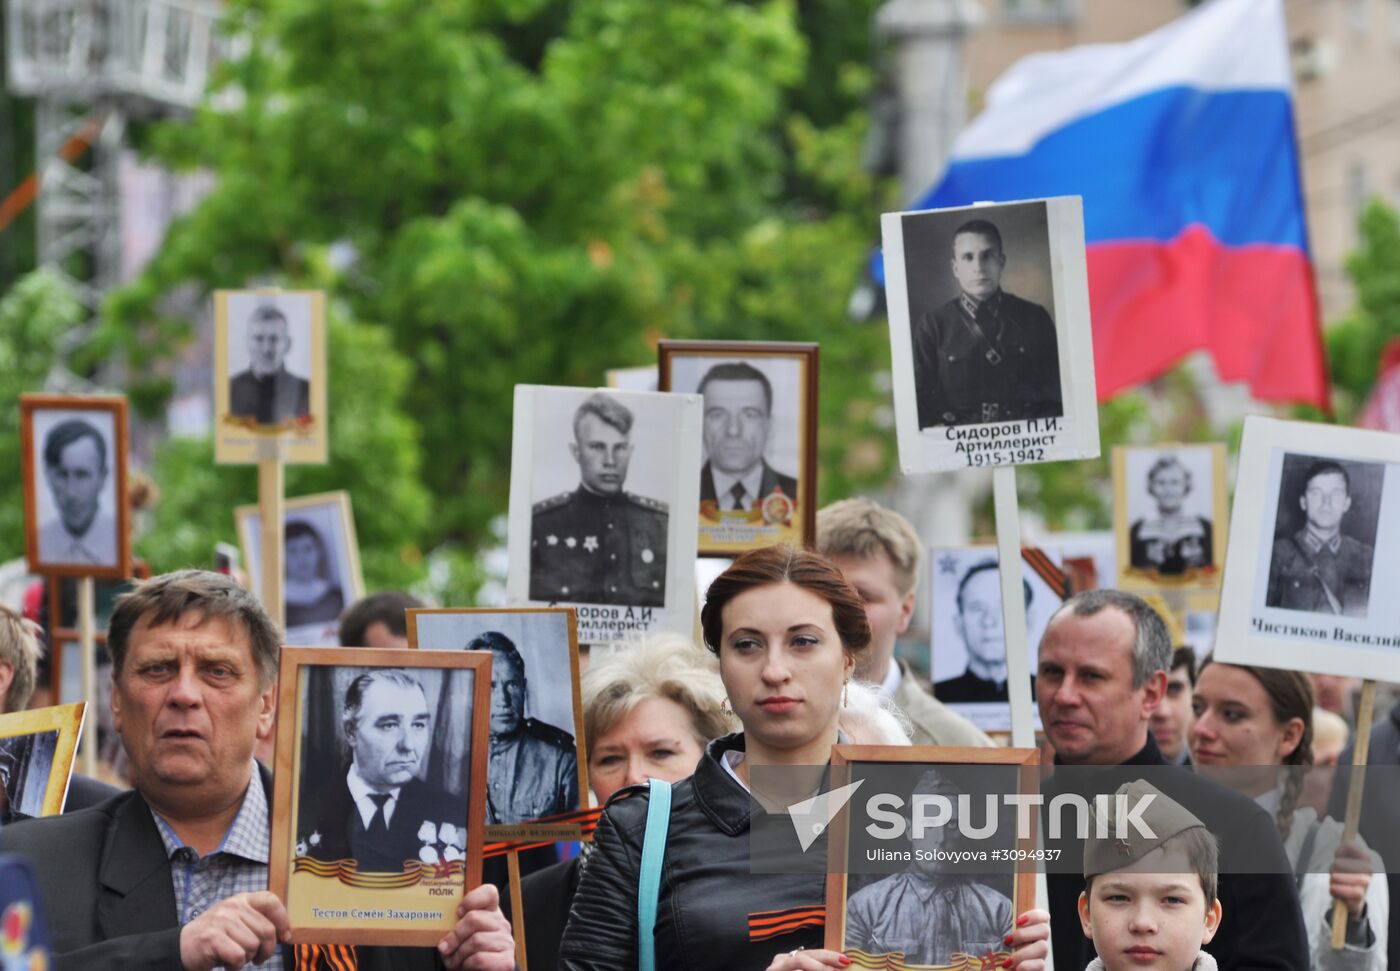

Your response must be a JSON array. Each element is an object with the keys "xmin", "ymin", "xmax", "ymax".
[{"xmin": 905, "ymin": 0, "xmax": 1328, "ymax": 409}]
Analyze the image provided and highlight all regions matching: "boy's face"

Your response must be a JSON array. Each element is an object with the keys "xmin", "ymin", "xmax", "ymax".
[{"xmin": 1077, "ymin": 846, "xmax": 1221, "ymax": 971}]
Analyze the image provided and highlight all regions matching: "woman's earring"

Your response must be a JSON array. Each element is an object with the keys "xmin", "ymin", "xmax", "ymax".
[{"xmin": 842, "ymin": 678, "xmax": 850, "ymax": 708}]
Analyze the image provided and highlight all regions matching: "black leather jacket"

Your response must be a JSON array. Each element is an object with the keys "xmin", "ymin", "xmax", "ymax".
[{"xmin": 558, "ymin": 733, "xmax": 826, "ymax": 970}]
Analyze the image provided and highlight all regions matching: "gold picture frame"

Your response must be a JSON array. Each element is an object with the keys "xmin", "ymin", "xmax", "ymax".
[
  {"xmin": 0, "ymin": 703, "xmax": 87, "ymax": 819},
  {"xmin": 269, "ymin": 646, "xmax": 491, "ymax": 946}
]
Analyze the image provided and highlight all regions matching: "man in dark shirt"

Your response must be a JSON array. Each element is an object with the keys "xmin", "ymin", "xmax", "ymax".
[
  {"xmin": 912, "ymin": 218, "xmax": 1062, "ymax": 428},
  {"xmin": 229, "ymin": 304, "xmax": 310, "ymax": 425},
  {"xmin": 1036, "ymin": 588, "xmax": 1307, "ymax": 971},
  {"xmin": 935, "ymin": 560, "xmax": 1032, "ymax": 704}
]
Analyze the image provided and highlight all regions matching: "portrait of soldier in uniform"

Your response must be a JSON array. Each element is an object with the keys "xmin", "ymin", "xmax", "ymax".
[
  {"xmin": 530, "ymin": 392, "xmax": 668, "ymax": 607},
  {"xmin": 1129, "ymin": 455, "xmax": 1213, "ymax": 577},
  {"xmin": 299, "ymin": 668, "xmax": 463, "ymax": 873},
  {"xmin": 845, "ymin": 768, "xmax": 1014, "ymax": 964},
  {"xmin": 37, "ymin": 418, "xmax": 118, "ymax": 568},
  {"xmin": 697, "ymin": 362, "xmax": 798, "ymax": 511},
  {"xmin": 934, "ymin": 560, "xmax": 1032, "ymax": 704},
  {"xmin": 468, "ymin": 631, "xmax": 578, "ymax": 826},
  {"xmin": 911, "ymin": 218, "xmax": 1062, "ymax": 429},
  {"xmin": 228, "ymin": 303, "xmax": 311, "ymax": 426},
  {"xmin": 1265, "ymin": 459, "xmax": 1377, "ymax": 618}
]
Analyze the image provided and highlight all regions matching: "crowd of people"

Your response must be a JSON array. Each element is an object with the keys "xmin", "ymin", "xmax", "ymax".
[{"xmin": 0, "ymin": 494, "xmax": 1393, "ymax": 971}]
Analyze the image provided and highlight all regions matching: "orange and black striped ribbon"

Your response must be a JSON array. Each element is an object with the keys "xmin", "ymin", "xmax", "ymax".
[
  {"xmin": 483, "ymin": 806, "xmax": 605, "ymax": 858},
  {"xmin": 747, "ymin": 905, "xmax": 825, "ymax": 943},
  {"xmin": 294, "ymin": 943, "xmax": 357, "ymax": 971},
  {"xmin": 1021, "ymin": 547, "xmax": 1070, "ymax": 600}
]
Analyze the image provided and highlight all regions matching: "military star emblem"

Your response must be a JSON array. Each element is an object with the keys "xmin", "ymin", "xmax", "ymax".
[
  {"xmin": 937, "ymin": 553, "xmax": 958, "ymax": 575},
  {"xmin": 565, "ymin": 536, "xmax": 577, "ymax": 549},
  {"xmin": 583, "ymin": 536, "xmax": 598, "ymax": 553},
  {"xmin": 546, "ymin": 535, "xmax": 558, "ymax": 546}
]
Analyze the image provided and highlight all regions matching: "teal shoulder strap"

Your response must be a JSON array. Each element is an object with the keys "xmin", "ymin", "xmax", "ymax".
[{"xmin": 637, "ymin": 778, "xmax": 673, "ymax": 971}]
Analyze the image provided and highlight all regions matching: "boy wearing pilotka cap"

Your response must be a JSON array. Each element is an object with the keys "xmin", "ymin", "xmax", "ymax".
[{"xmin": 1079, "ymin": 779, "xmax": 1224, "ymax": 971}]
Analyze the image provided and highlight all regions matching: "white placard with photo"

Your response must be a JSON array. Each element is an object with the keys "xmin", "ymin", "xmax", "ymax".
[
  {"xmin": 505, "ymin": 386, "xmax": 703, "ymax": 644},
  {"xmin": 883, "ymin": 196, "xmax": 1099, "ymax": 474},
  {"xmin": 1216, "ymin": 417, "xmax": 1400, "ymax": 682},
  {"xmin": 928, "ymin": 545, "xmax": 1065, "ymax": 732},
  {"xmin": 237, "ymin": 491, "xmax": 365, "ymax": 646}
]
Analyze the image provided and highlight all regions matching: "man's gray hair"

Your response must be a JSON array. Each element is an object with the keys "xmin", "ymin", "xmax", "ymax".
[
  {"xmin": 1049, "ymin": 589, "xmax": 1172, "ymax": 688},
  {"xmin": 342, "ymin": 668, "xmax": 429, "ymax": 740}
]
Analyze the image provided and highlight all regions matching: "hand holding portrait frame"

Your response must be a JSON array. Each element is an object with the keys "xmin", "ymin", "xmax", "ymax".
[{"xmin": 269, "ymin": 647, "xmax": 490, "ymax": 946}]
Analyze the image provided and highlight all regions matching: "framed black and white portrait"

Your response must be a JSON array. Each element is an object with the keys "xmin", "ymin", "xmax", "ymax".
[
  {"xmin": 659, "ymin": 341, "xmax": 818, "ymax": 557},
  {"xmin": 823, "ymin": 745, "xmax": 1039, "ymax": 967},
  {"xmin": 214, "ymin": 289, "xmax": 328, "ymax": 465},
  {"xmin": 1216, "ymin": 417, "xmax": 1400, "ymax": 682},
  {"xmin": 20, "ymin": 394, "xmax": 130, "ymax": 579},
  {"xmin": 0, "ymin": 703, "xmax": 86, "ymax": 822},
  {"xmin": 407, "ymin": 607, "xmax": 588, "ymax": 841},
  {"xmin": 270, "ymin": 647, "xmax": 490, "ymax": 946},
  {"xmin": 1114, "ymin": 444, "xmax": 1228, "ymax": 590},
  {"xmin": 882, "ymin": 197, "xmax": 1099, "ymax": 474},
  {"xmin": 236, "ymin": 490, "xmax": 365, "ymax": 646},
  {"xmin": 505, "ymin": 385, "xmax": 702, "ymax": 645},
  {"xmin": 928, "ymin": 545, "xmax": 1067, "ymax": 732}
]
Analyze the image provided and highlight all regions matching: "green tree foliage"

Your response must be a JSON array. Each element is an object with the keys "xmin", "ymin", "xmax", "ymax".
[
  {"xmin": 1322, "ymin": 200, "xmax": 1400, "ymax": 423},
  {"xmin": 0, "ymin": 270, "xmax": 83, "ymax": 559},
  {"xmin": 98, "ymin": 0, "xmax": 894, "ymax": 595}
]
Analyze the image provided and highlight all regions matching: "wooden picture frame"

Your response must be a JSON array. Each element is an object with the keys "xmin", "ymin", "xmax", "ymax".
[
  {"xmin": 882, "ymin": 197, "xmax": 1100, "ymax": 474},
  {"xmin": 406, "ymin": 607, "xmax": 589, "ymax": 842},
  {"xmin": 505, "ymin": 385, "xmax": 703, "ymax": 645},
  {"xmin": 1215, "ymin": 416, "xmax": 1400, "ymax": 681},
  {"xmin": 234, "ymin": 490, "xmax": 365, "ymax": 646},
  {"xmin": 20, "ymin": 394, "xmax": 130, "ymax": 579},
  {"xmin": 269, "ymin": 646, "xmax": 491, "ymax": 946},
  {"xmin": 658, "ymin": 340, "xmax": 819, "ymax": 557},
  {"xmin": 0, "ymin": 703, "xmax": 86, "ymax": 819},
  {"xmin": 213, "ymin": 289, "xmax": 328, "ymax": 465},
  {"xmin": 823, "ymin": 745, "xmax": 1040, "ymax": 965},
  {"xmin": 1113, "ymin": 443, "xmax": 1229, "ymax": 591}
]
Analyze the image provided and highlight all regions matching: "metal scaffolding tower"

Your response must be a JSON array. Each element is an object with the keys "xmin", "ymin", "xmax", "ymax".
[{"xmin": 5, "ymin": 0, "xmax": 222, "ymax": 336}]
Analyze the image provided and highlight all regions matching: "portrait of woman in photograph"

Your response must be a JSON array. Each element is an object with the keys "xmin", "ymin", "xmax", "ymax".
[
  {"xmin": 1129, "ymin": 454, "xmax": 1213, "ymax": 577},
  {"xmin": 285, "ymin": 519, "xmax": 345, "ymax": 628}
]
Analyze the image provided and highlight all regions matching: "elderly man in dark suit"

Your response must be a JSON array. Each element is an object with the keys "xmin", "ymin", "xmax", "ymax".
[
  {"xmin": 0, "ymin": 569, "xmax": 512, "ymax": 971},
  {"xmin": 299, "ymin": 669, "xmax": 462, "ymax": 873},
  {"xmin": 229, "ymin": 304, "xmax": 310, "ymax": 425},
  {"xmin": 697, "ymin": 362, "xmax": 798, "ymax": 512}
]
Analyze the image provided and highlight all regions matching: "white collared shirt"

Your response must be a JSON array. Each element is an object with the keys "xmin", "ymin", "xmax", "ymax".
[
  {"xmin": 709, "ymin": 465, "xmax": 765, "ymax": 511},
  {"xmin": 878, "ymin": 660, "xmax": 903, "ymax": 701},
  {"xmin": 347, "ymin": 764, "xmax": 401, "ymax": 828}
]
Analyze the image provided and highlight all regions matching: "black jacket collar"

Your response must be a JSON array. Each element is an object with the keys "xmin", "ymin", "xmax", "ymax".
[{"xmin": 692, "ymin": 733, "xmax": 751, "ymax": 837}]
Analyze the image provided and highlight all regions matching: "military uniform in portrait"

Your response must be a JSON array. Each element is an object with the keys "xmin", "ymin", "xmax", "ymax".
[
  {"xmin": 1265, "ymin": 529, "xmax": 1374, "ymax": 617},
  {"xmin": 912, "ymin": 291, "xmax": 1062, "ymax": 428},
  {"xmin": 300, "ymin": 774, "xmax": 462, "ymax": 874},
  {"xmin": 529, "ymin": 488, "xmax": 668, "ymax": 606},
  {"xmin": 229, "ymin": 368, "xmax": 310, "ymax": 426},
  {"xmin": 487, "ymin": 718, "xmax": 579, "ymax": 825}
]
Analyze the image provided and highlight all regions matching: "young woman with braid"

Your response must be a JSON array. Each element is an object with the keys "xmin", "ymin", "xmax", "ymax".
[{"xmin": 1189, "ymin": 658, "xmax": 1387, "ymax": 971}]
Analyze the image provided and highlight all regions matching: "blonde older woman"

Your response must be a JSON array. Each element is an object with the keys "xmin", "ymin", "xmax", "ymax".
[{"xmin": 519, "ymin": 633, "xmax": 735, "ymax": 969}]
